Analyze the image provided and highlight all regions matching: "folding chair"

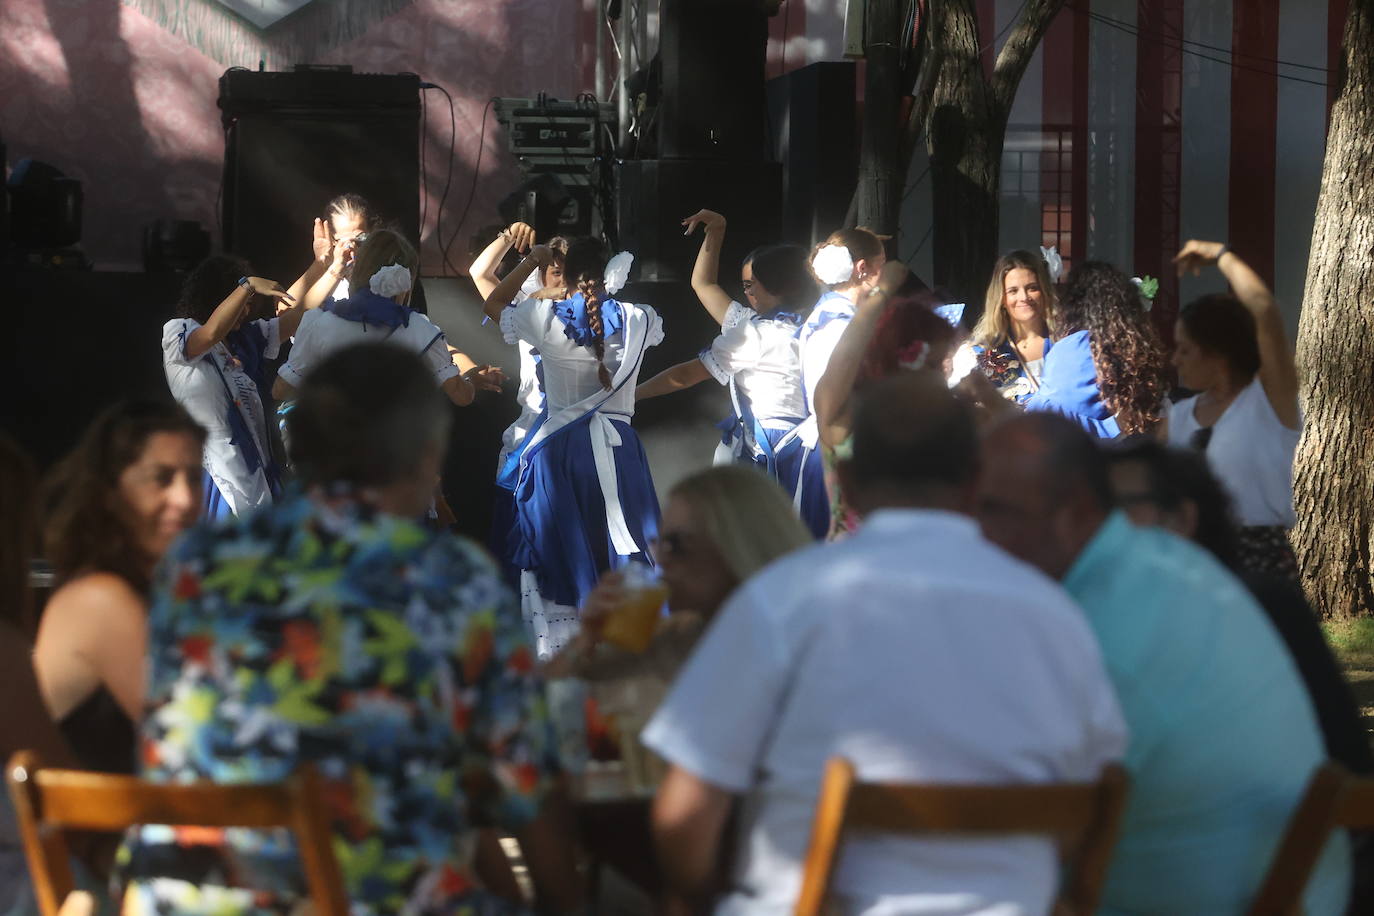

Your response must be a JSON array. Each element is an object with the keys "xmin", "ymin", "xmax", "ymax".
[
  {"xmin": 1247, "ymin": 762, "xmax": 1373, "ymax": 915},
  {"xmin": 6, "ymin": 750, "xmax": 349, "ymax": 916},
  {"xmin": 794, "ymin": 757, "xmax": 1130, "ymax": 916}
]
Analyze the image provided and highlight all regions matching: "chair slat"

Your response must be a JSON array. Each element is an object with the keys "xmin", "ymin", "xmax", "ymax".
[
  {"xmin": 793, "ymin": 759, "xmax": 1130, "ymax": 916},
  {"xmin": 6, "ymin": 751, "xmax": 349, "ymax": 916}
]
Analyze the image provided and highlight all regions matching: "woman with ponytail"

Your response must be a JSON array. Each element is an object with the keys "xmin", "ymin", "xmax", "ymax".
[{"xmin": 483, "ymin": 237, "xmax": 664, "ymax": 657}]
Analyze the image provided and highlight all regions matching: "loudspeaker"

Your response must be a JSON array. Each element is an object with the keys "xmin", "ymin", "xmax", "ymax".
[
  {"xmin": 615, "ymin": 159, "xmax": 781, "ymax": 283},
  {"xmin": 220, "ymin": 84, "xmax": 419, "ymax": 283},
  {"xmin": 766, "ymin": 62, "xmax": 859, "ymax": 249},
  {"xmin": 658, "ymin": 0, "xmax": 771, "ymax": 161}
]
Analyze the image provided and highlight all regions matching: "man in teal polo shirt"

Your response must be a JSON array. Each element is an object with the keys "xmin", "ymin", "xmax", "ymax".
[{"xmin": 976, "ymin": 413, "xmax": 1349, "ymax": 915}]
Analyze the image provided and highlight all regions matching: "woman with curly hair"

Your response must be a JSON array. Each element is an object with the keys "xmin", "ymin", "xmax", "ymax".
[
  {"xmin": 482, "ymin": 238, "xmax": 663, "ymax": 657},
  {"xmin": 967, "ymin": 249, "xmax": 1058, "ymax": 403},
  {"xmin": 1020, "ymin": 260, "xmax": 1167, "ymax": 438},
  {"xmin": 34, "ymin": 400, "xmax": 204, "ymax": 772}
]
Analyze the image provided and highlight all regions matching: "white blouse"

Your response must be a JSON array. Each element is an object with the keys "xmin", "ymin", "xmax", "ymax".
[
  {"xmin": 500, "ymin": 296, "xmax": 663, "ymax": 418},
  {"xmin": 699, "ymin": 301, "xmax": 807, "ymax": 423},
  {"xmin": 1167, "ymin": 377, "xmax": 1300, "ymax": 527},
  {"xmin": 278, "ymin": 308, "xmax": 459, "ymax": 389},
  {"xmin": 161, "ymin": 317, "xmax": 279, "ymax": 515}
]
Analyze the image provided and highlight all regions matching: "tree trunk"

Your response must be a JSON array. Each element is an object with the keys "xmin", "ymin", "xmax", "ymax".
[
  {"xmin": 855, "ymin": 0, "xmax": 905, "ymax": 235},
  {"xmin": 1292, "ymin": 0, "xmax": 1374, "ymax": 619}
]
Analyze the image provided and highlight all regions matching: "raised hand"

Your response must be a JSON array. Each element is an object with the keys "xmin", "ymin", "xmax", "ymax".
[
  {"xmin": 312, "ymin": 217, "xmax": 335, "ymax": 264},
  {"xmin": 1172, "ymin": 240, "xmax": 1228, "ymax": 276},
  {"xmin": 504, "ymin": 221, "xmax": 536, "ymax": 253},
  {"xmin": 681, "ymin": 209, "xmax": 726, "ymax": 236},
  {"xmin": 245, "ymin": 276, "xmax": 295, "ymax": 303}
]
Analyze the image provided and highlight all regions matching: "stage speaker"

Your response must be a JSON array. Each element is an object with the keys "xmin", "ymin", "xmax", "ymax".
[
  {"xmin": 615, "ymin": 159, "xmax": 782, "ymax": 283},
  {"xmin": 219, "ymin": 71, "xmax": 420, "ymax": 283},
  {"xmin": 658, "ymin": 0, "xmax": 771, "ymax": 161},
  {"xmin": 766, "ymin": 62, "xmax": 858, "ymax": 249}
]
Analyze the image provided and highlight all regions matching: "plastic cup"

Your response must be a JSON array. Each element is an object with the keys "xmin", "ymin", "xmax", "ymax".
[{"xmin": 601, "ymin": 584, "xmax": 669, "ymax": 654}]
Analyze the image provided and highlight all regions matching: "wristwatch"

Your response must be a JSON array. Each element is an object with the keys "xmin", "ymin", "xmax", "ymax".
[{"xmin": 237, "ymin": 276, "xmax": 252, "ymax": 290}]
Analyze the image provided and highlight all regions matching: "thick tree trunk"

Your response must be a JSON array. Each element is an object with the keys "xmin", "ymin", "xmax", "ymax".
[
  {"xmin": 1292, "ymin": 0, "xmax": 1374, "ymax": 619},
  {"xmin": 855, "ymin": 0, "xmax": 905, "ymax": 235}
]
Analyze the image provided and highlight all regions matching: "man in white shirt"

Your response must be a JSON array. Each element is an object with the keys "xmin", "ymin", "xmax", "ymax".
[{"xmin": 642, "ymin": 372, "xmax": 1129, "ymax": 915}]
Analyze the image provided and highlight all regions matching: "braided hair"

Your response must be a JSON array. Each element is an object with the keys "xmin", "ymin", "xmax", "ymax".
[
  {"xmin": 1056, "ymin": 261, "xmax": 1168, "ymax": 436},
  {"xmin": 562, "ymin": 237, "xmax": 613, "ymax": 390}
]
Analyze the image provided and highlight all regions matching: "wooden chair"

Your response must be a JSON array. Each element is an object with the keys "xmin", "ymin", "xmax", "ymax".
[
  {"xmin": 6, "ymin": 751, "xmax": 349, "ymax": 916},
  {"xmin": 1247, "ymin": 763, "xmax": 1374, "ymax": 915},
  {"xmin": 794, "ymin": 758, "xmax": 1131, "ymax": 916}
]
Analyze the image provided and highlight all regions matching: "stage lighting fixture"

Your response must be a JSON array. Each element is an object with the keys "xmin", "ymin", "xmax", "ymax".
[
  {"xmin": 7, "ymin": 159, "xmax": 82, "ymax": 250},
  {"xmin": 498, "ymin": 173, "xmax": 573, "ymax": 243}
]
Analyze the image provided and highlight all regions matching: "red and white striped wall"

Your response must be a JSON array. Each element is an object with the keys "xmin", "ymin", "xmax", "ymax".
[{"xmin": 764, "ymin": 0, "xmax": 1342, "ymax": 334}]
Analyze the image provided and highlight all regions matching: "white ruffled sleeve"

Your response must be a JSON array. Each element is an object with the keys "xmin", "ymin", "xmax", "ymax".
[
  {"xmin": 699, "ymin": 314, "xmax": 760, "ymax": 386},
  {"xmin": 720, "ymin": 300, "xmax": 751, "ymax": 332},
  {"xmin": 499, "ymin": 297, "xmax": 544, "ymax": 346},
  {"xmin": 639, "ymin": 304, "xmax": 665, "ymax": 348}
]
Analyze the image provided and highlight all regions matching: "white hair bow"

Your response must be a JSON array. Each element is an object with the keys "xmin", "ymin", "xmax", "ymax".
[
  {"xmin": 369, "ymin": 263, "xmax": 413, "ymax": 298},
  {"xmin": 812, "ymin": 244, "xmax": 855, "ymax": 285},
  {"xmin": 604, "ymin": 251, "xmax": 634, "ymax": 295},
  {"xmin": 1039, "ymin": 246, "xmax": 1064, "ymax": 284}
]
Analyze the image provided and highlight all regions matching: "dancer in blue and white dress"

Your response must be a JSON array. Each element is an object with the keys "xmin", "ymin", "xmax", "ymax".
[
  {"xmin": 470, "ymin": 223, "xmax": 569, "ymax": 581},
  {"xmin": 482, "ymin": 238, "xmax": 662, "ymax": 657},
  {"xmin": 162, "ymin": 257, "xmax": 304, "ymax": 519},
  {"xmin": 636, "ymin": 208, "xmax": 828, "ymax": 538},
  {"xmin": 789, "ymin": 228, "xmax": 888, "ymax": 522}
]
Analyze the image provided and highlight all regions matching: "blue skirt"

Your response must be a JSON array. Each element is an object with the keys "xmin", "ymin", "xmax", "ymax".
[
  {"xmin": 487, "ymin": 484, "xmax": 522, "ymax": 589},
  {"xmin": 202, "ymin": 470, "xmax": 234, "ymax": 522},
  {"xmin": 732, "ymin": 425, "xmax": 828, "ymax": 541},
  {"xmin": 514, "ymin": 416, "xmax": 660, "ymax": 609}
]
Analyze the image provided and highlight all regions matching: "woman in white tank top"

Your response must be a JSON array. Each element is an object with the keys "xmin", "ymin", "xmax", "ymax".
[{"xmin": 1165, "ymin": 240, "xmax": 1301, "ymax": 578}]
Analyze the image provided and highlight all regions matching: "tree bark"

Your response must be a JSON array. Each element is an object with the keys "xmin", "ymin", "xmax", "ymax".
[
  {"xmin": 921, "ymin": 0, "xmax": 1066, "ymax": 310},
  {"xmin": 1292, "ymin": 0, "xmax": 1374, "ymax": 619},
  {"xmin": 855, "ymin": 0, "xmax": 906, "ymax": 235}
]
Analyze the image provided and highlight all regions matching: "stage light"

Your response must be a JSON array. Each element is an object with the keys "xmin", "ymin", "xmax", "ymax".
[
  {"xmin": 7, "ymin": 159, "xmax": 82, "ymax": 250},
  {"xmin": 143, "ymin": 220, "xmax": 211, "ymax": 273}
]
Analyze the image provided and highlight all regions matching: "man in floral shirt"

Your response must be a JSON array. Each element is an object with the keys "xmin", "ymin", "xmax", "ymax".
[{"xmin": 125, "ymin": 343, "xmax": 581, "ymax": 914}]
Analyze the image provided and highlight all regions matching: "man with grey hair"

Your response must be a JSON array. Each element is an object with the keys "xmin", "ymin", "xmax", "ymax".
[
  {"xmin": 643, "ymin": 372, "xmax": 1127, "ymax": 914},
  {"xmin": 976, "ymin": 412, "xmax": 1350, "ymax": 914},
  {"xmin": 128, "ymin": 344, "xmax": 582, "ymax": 915}
]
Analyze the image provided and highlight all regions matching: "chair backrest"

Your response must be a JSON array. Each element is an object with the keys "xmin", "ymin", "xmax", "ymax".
[
  {"xmin": 6, "ymin": 750, "xmax": 349, "ymax": 916},
  {"xmin": 794, "ymin": 757, "xmax": 1131, "ymax": 916},
  {"xmin": 1247, "ymin": 763, "xmax": 1374, "ymax": 915}
]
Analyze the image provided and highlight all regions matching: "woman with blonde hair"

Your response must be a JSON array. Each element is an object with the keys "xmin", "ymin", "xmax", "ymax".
[
  {"xmin": 274, "ymin": 228, "xmax": 500, "ymax": 407},
  {"xmin": 967, "ymin": 249, "xmax": 1057, "ymax": 403},
  {"xmin": 549, "ymin": 464, "xmax": 814, "ymax": 681}
]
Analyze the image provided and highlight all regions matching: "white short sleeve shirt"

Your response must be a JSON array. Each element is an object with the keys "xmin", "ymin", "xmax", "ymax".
[
  {"xmin": 699, "ymin": 301, "xmax": 807, "ymax": 422},
  {"xmin": 278, "ymin": 308, "xmax": 458, "ymax": 390},
  {"xmin": 642, "ymin": 510, "xmax": 1128, "ymax": 916}
]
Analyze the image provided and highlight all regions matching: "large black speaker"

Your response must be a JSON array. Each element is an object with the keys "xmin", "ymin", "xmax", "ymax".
[
  {"xmin": 658, "ymin": 0, "xmax": 770, "ymax": 161},
  {"xmin": 219, "ymin": 70, "xmax": 420, "ymax": 283},
  {"xmin": 766, "ymin": 62, "xmax": 858, "ymax": 249},
  {"xmin": 615, "ymin": 159, "xmax": 781, "ymax": 283}
]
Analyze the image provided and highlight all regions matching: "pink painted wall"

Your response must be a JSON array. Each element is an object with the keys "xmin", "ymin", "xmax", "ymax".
[{"xmin": 0, "ymin": 0, "xmax": 588, "ymax": 273}]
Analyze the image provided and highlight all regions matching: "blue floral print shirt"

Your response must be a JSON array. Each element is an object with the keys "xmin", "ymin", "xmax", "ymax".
[{"xmin": 123, "ymin": 490, "xmax": 558, "ymax": 915}]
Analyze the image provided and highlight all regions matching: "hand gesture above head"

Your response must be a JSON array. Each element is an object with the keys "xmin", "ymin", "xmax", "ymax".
[
  {"xmin": 312, "ymin": 217, "xmax": 335, "ymax": 264},
  {"xmin": 244, "ymin": 277, "xmax": 295, "ymax": 303},
  {"xmin": 1172, "ymin": 240, "xmax": 1228, "ymax": 276},
  {"xmin": 504, "ymin": 222, "xmax": 536, "ymax": 253},
  {"xmin": 681, "ymin": 209, "xmax": 726, "ymax": 236}
]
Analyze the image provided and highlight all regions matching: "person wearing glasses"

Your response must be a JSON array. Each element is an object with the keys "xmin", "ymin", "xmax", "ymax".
[
  {"xmin": 1165, "ymin": 240, "xmax": 1300, "ymax": 578},
  {"xmin": 637, "ymin": 210, "xmax": 826, "ymax": 538}
]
